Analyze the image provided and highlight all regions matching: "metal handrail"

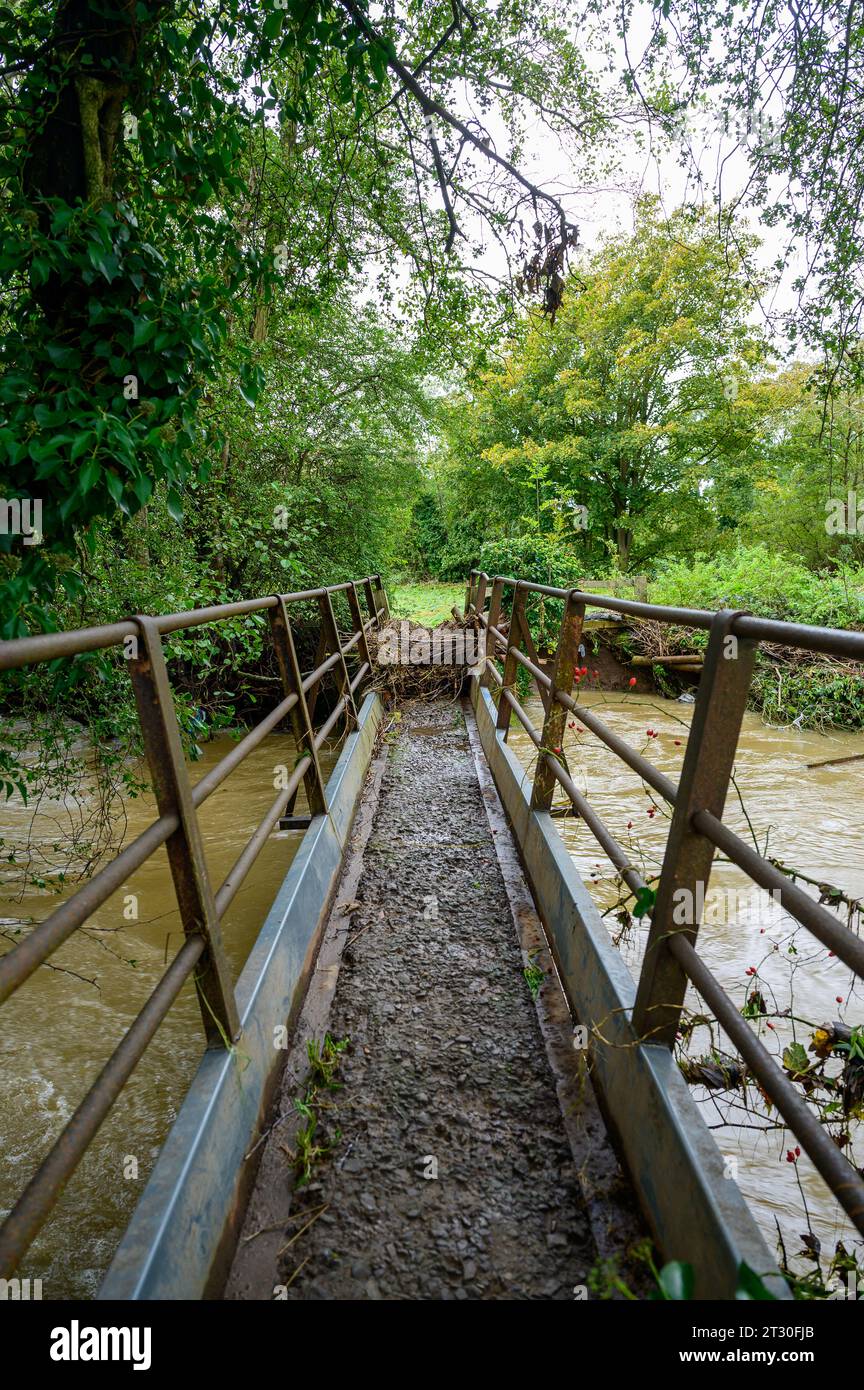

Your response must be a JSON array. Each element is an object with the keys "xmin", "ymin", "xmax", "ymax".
[
  {"xmin": 468, "ymin": 568, "xmax": 864, "ymax": 1238},
  {"xmin": 0, "ymin": 574, "xmax": 390, "ymax": 1276}
]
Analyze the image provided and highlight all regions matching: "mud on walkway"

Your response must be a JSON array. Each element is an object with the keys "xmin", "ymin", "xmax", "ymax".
[{"xmin": 226, "ymin": 698, "xmax": 645, "ymax": 1301}]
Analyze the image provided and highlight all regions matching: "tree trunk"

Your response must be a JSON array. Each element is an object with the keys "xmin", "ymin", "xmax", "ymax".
[{"xmin": 23, "ymin": 1, "xmax": 148, "ymax": 322}]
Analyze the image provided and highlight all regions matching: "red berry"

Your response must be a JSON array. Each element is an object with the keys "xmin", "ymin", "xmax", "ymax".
[
  {"xmin": 628, "ymin": 676, "xmax": 637, "ymax": 687},
  {"xmin": 674, "ymin": 739, "xmax": 681, "ymax": 746},
  {"xmin": 627, "ymin": 821, "xmax": 633, "ymax": 829},
  {"xmin": 766, "ymin": 1021, "xmax": 774, "ymax": 1030},
  {"xmin": 836, "ymin": 995, "xmax": 844, "ymax": 1004},
  {"xmin": 795, "ymin": 1147, "xmax": 801, "ymax": 1157},
  {"xmin": 786, "ymin": 1150, "xmax": 796, "ymax": 1163}
]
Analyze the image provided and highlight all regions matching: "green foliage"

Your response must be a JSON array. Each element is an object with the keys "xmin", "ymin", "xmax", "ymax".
[
  {"xmin": 651, "ymin": 545, "xmax": 864, "ymax": 729},
  {"xmin": 477, "ymin": 533, "xmax": 580, "ymax": 642},
  {"xmin": 651, "ymin": 545, "xmax": 864, "ymax": 629},
  {"xmin": 436, "ymin": 511, "xmax": 490, "ymax": 581},
  {"xmin": 436, "ymin": 199, "xmax": 770, "ymax": 574},
  {"xmin": 636, "ymin": 0, "xmax": 864, "ymax": 362},
  {"xmin": 650, "ymin": 1260, "xmax": 778, "ymax": 1301},
  {"xmin": 0, "ymin": 0, "xmax": 608, "ymax": 635},
  {"xmin": 407, "ymin": 492, "xmax": 448, "ymax": 578},
  {"xmin": 391, "ymin": 582, "xmax": 463, "ymax": 626}
]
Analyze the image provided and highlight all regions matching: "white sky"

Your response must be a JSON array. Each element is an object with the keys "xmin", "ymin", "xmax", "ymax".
[{"xmin": 437, "ymin": 1, "xmax": 806, "ymax": 354}]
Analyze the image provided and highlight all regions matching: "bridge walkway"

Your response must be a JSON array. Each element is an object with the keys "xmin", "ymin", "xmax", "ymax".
[{"xmin": 225, "ymin": 698, "xmax": 646, "ymax": 1300}]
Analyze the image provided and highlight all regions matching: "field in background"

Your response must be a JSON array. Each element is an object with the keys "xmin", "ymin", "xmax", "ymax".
[{"xmin": 391, "ymin": 581, "xmax": 464, "ymax": 627}]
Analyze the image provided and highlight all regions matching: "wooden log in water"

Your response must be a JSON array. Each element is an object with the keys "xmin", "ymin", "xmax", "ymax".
[{"xmin": 631, "ymin": 654, "xmax": 705, "ymax": 667}]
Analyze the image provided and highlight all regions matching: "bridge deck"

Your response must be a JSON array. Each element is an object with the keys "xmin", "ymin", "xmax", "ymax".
[{"xmin": 225, "ymin": 698, "xmax": 646, "ymax": 1300}]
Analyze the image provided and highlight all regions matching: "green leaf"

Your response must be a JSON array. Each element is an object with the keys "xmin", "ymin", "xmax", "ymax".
[
  {"xmin": 46, "ymin": 343, "xmax": 80, "ymax": 368},
  {"xmin": 70, "ymin": 432, "xmax": 95, "ymax": 463},
  {"xmin": 782, "ymin": 1042, "xmax": 810, "ymax": 1077},
  {"xmin": 130, "ymin": 473, "xmax": 153, "ymax": 507},
  {"xmin": 735, "ymin": 1262, "xmax": 778, "ymax": 1301},
  {"xmin": 105, "ymin": 471, "xmax": 124, "ymax": 506},
  {"xmin": 654, "ymin": 1261, "xmax": 694, "ymax": 1300},
  {"xmin": 78, "ymin": 458, "xmax": 100, "ymax": 494},
  {"xmin": 132, "ymin": 318, "xmax": 158, "ymax": 349},
  {"xmin": 632, "ymin": 886, "xmax": 656, "ymax": 918}
]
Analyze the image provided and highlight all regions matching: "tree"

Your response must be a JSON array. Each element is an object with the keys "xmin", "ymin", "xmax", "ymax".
[
  {"xmin": 440, "ymin": 200, "xmax": 771, "ymax": 571},
  {"xmin": 619, "ymin": 0, "xmax": 864, "ymax": 371},
  {"xmin": 741, "ymin": 360, "xmax": 864, "ymax": 569},
  {"xmin": 0, "ymin": 0, "xmax": 606, "ymax": 634}
]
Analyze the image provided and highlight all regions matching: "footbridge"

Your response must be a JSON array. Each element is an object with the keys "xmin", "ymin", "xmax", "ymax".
[{"xmin": 1, "ymin": 572, "xmax": 862, "ymax": 1300}]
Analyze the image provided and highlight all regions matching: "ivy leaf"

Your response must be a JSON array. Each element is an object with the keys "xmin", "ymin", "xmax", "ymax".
[
  {"xmin": 167, "ymin": 488, "xmax": 184, "ymax": 523},
  {"xmin": 782, "ymin": 1042, "xmax": 810, "ymax": 1079},
  {"xmin": 105, "ymin": 471, "xmax": 124, "ymax": 507},
  {"xmin": 632, "ymin": 886, "xmax": 657, "ymax": 918},
  {"xmin": 78, "ymin": 458, "xmax": 100, "ymax": 494},
  {"xmin": 132, "ymin": 317, "xmax": 158, "ymax": 349}
]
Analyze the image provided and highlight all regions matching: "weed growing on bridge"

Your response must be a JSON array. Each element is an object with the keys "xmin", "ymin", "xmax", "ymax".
[
  {"xmin": 287, "ymin": 1034, "xmax": 349, "ymax": 1188},
  {"xmin": 307, "ymin": 1034, "xmax": 349, "ymax": 1091},
  {"xmin": 523, "ymin": 955, "xmax": 545, "ymax": 999}
]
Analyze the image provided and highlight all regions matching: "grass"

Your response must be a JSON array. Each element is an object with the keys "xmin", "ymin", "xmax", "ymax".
[
  {"xmin": 287, "ymin": 1034, "xmax": 349, "ymax": 1186},
  {"xmin": 391, "ymin": 579, "xmax": 465, "ymax": 626}
]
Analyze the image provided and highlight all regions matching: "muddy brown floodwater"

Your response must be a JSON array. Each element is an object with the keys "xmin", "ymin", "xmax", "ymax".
[
  {"xmin": 3, "ymin": 693, "xmax": 863, "ymax": 1298},
  {"xmin": 0, "ymin": 730, "xmax": 337, "ymax": 1300},
  {"xmin": 507, "ymin": 692, "xmax": 864, "ymax": 1272}
]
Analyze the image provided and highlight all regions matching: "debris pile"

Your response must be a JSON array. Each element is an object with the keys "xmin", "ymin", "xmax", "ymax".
[{"xmin": 368, "ymin": 616, "xmax": 484, "ymax": 702}]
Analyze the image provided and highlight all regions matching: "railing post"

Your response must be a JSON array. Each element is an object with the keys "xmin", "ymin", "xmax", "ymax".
[
  {"xmin": 348, "ymin": 580, "xmax": 373, "ymax": 673},
  {"xmin": 481, "ymin": 577, "xmax": 505, "ymax": 688},
  {"xmin": 373, "ymin": 573, "xmax": 390, "ymax": 622},
  {"xmin": 127, "ymin": 616, "xmax": 240, "ymax": 1046},
  {"xmin": 632, "ymin": 610, "xmax": 758, "ymax": 1047},
  {"xmin": 363, "ymin": 577, "xmax": 381, "ymax": 630},
  {"xmin": 496, "ymin": 582, "xmax": 525, "ymax": 738},
  {"xmin": 464, "ymin": 569, "xmax": 476, "ymax": 618},
  {"xmin": 318, "ymin": 590, "xmax": 358, "ymax": 729},
  {"xmin": 468, "ymin": 571, "xmax": 487, "ymax": 617},
  {"xmin": 531, "ymin": 590, "xmax": 585, "ymax": 810},
  {"xmin": 512, "ymin": 593, "xmax": 551, "ymax": 713},
  {"xmin": 268, "ymin": 598, "xmax": 327, "ymax": 818}
]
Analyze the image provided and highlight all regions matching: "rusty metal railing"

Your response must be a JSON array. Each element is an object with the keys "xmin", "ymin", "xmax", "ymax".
[
  {"xmin": 0, "ymin": 574, "xmax": 390, "ymax": 1276},
  {"xmin": 466, "ymin": 568, "xmax": 864, "ymax": 1239}
]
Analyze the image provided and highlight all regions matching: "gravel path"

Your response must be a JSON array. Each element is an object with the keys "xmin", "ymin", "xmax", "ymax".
[{"xmin": 226, "ymin": 697, "xmax": 640, "ymax": 1301}]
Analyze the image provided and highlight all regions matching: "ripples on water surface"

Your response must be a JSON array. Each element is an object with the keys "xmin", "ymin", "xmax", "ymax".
[
  {"xmin": 0, "ymin": 732, "xmax": 335, "ymax": 1299},
  {"xmin": 507, "ymin": 693, "xmax": 864, "ymax": 1275},
  {"xmin": 3, "ymin": 697, "xmax": 863, "ymax": 1296}
]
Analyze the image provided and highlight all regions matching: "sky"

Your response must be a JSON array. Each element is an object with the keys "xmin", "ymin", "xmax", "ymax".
[{"xmin": 442, "ymin": 0, "xmax": 805, "ymax": 353}]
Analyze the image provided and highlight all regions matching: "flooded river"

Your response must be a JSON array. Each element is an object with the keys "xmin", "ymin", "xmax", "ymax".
[
  {"xmin": 507, "ymin": 693, "xmax": 864, "ymax": 1279},
  {"xmin": 2, "ymin": 693, "xmax": 862, "ymax": 1297},
  {"xmin": 0, "ymin": 730, "xmax": 336, "ymax": 1300}
]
